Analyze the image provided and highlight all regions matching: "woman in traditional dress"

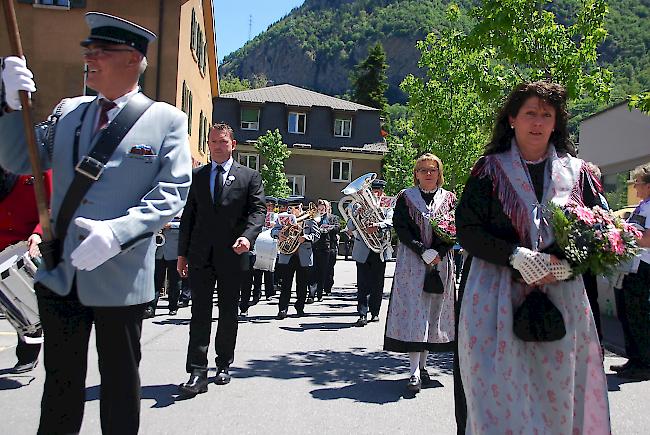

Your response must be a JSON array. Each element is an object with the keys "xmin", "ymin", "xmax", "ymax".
[
  {"xmin": 456, "ymin": 81, "xmax": 610, "ymax": 434},
  {"xmin": 384, "ymin": 153, "xmax": 456, "ymax": 393}
]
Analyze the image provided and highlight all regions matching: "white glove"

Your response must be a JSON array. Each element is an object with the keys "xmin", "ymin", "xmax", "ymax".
[
  {"xmin": 1, "ymin": 56, "xmax": 36, "ymax": 110},
  {"xmin": 510, "ymin": 247, "xmax": 550, "ymax": 285},
  {"xmin": 549, "ymin": 259, "xmax": 572, "ymax": 281},
  {"xmin": 70, "ymin": 217, "xmax": 121, "ymax": 271},
  {"xmin": 421, "ymin": 248, "xmax": 439, "ymax": 265}
]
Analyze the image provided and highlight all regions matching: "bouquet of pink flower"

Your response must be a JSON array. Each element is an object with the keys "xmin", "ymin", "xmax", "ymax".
[
  {"xmin": 430, "ymin": 212, "xmax": 457, "ymax": 245},
  {"xmin": 549, "ymin": 203, "xmax": 642, "ymax": 276}
]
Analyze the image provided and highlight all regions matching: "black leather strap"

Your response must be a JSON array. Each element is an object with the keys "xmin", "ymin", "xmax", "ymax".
[{"xmin": 55, "ymin": 93, "xmax": 154, "ymax": 241}]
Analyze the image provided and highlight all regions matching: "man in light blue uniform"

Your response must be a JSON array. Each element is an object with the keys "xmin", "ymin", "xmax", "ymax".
[
  {"xmin": 271, "ymin": 196, "xmax": 320, "ymax": 318},
  {"xmin": 346, "ymin": 179, "xmax": 393, "ymax": 327},
  {"xmin": 0, "ymin": 12, "xmax": 191, "ymax": 434}
]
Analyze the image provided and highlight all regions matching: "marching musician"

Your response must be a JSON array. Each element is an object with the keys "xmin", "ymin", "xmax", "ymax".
[
  {"xmin": 146, "ymin": 211, "xmax": 183, "ymax": 318},
  {"xmin": 252, "ymin": 196, "xmax": 279, "ymax": 301},
  {"xmin": 271, "ymin": 196, "xmax": 320, "ymax": 319},
  {"xmin": 0, "ymin": 166, "xmax": 51, "ymax": 374},
  {"xmin": 0, "ymin": 13, "xmax": 191, "ymax": 433},
  {"xmin": 312, "ymin": 199, "xmax": 340, "ymax": 301},
  {"xmin": 346, "ymin": 179, "xmax": 394, "ymax": 327}
]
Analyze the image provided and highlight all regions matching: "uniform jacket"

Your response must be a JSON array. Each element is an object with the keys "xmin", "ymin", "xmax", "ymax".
[
  {"xmin": 0, "ymin": 95, "xmax": 192, "ymax": 306},
  {"xmin": 178, "ymin": 161, "xmax": 266, "ymax": 268},
  {"xmin": 346, "ymin": 203, "xmax": 394, "ymax": 263},
  {"xmin": 313, "ymin": 213, "xmax": 341, "ymax": 251},
  {"xmin": 0, "ymin": 170, "xmax": 52, "ymax": 251},
  {"xmin": 271, "ymin": 218, "xmax": 320, "ymax": 267},
  {"xmin": 155, "ymin": 212, "xmax": 181, "ymax": 261}
]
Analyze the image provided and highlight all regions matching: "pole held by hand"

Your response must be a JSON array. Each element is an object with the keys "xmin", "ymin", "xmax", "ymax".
[{"xmin": 2, "ymin": 0, "xmax": 53, "ymax": 241}]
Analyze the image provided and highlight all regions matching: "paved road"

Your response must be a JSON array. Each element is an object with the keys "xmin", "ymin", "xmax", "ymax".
[{"xmin": 1, "ymin": 259, "xmax": 649, "ymax": 434}]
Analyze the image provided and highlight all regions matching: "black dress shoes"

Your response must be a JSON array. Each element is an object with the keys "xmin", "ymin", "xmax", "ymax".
[
  {"xmin": 169, "ymin": 309, "xmax": 178, "ymax": 316},
  {"xmin": 295, "ymin": 308, "xmax": 305, "ymax": 317},
  {"xmin": 611, "ymin": 360, "xmax": 637, "ymax": 372},
  {"xmin": 407, "ymin": 375, "xmax": 422, "ymax": 393},
  {"xmin": 143, "ymin": 307, "xmax": 155, "ymax": 319},
  {"xmin": 369, "ymin": 314, "xmax": 380, "ymax": 323},
  {"xmin": 11, "ymin": 359, "xmax": 38, "ymax": 374},
  {"xmin": 354, "ymin": 316, "xmax": 368, "ymax": 327},
  {"xmin": 215, "ymin": 367, "xmax": 231, "ymax": 385},
  {"xmin": 305, "ymin": 297, "xmax": 314, "ymax": 304},
  {"xmin": 420, "ymin": 368, "xmax": 432, "ymax": 385},
  {"xmin": 277, "ymin": 310, "xmax": 288, "ymax": 320},
  {"xmin": 178, "ymin": 371, "xmax": 209, "ymax": 396}
]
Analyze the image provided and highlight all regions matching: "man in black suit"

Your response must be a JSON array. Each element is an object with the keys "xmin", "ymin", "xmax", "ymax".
[{"xmin": 177, "ymin": 123, "xmax": 265, "ymax": 396}]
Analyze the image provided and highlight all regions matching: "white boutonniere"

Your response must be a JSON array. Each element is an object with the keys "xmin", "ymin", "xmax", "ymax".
[{"xmin": 226, "ymin": 175, "xmax": 236, "ymax": 186}]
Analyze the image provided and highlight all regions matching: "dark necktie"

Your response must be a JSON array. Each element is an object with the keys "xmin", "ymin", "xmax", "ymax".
[
  {"xmin": 96, "ymin": 98, "xmax": 117, "ymax": 133},
  {"xmin": 213, "ymin": 165, "xmax": 225, "ymax": 203}
]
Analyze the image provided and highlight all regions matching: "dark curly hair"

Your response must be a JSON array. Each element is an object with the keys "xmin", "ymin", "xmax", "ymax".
[{"xmin": 484, "ymin": 81, "xmax": 575, "ymax": 156}]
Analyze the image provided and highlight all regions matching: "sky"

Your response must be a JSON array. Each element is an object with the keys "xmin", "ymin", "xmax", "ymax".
[{"xmin": 213, "ymin": 0, "xmax": 305, "ymax": 63}]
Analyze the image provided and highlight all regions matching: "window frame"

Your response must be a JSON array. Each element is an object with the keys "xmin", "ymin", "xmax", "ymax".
[
  {"xmin": 331, "ymin": 159, "xmax": 352, "ymax": 183},
  {"xmin": 334, "ymin": 118, "xmax": 352, "ymax": 138},
  {"xmin": 240, "ymin": 107, "xmax": 260, "ymax": 131},
  {"xmin": 287, "ymin": 112, "xmax": 307, "ymax": 135},
  {"xmin": 238, "ymin": 153, "xmax": 260, "ymax": 171},
  {"xmin": 286, "ymin": 174, "xmax": 306, "ymax": 196}
]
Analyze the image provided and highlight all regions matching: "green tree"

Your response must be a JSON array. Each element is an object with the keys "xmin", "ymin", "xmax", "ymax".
[
  {"xmin": 350, "ymin": 42, "xmax": 389, "ymax": 114},
  {"xmin": 383, "ymin": 135, "xmax": 418, "ymax": 196},
  {"xmin": 254, "ymin": 129, "xmax": 292, "ymax": 198},
  {"xmin": 219, "ymin": 73, "xmax": 251, "ymax": 94},
  {"xmin": 398, "ymin": 1, "xmax": 612, "ymax": 194},
  {"xmin": 629, "ymin": 91, "xmax": 650, "ymax": 114}
]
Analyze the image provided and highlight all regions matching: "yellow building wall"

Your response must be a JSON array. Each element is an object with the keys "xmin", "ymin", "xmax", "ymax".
[{"xmin": 178, "ymin": 0, "xmax": 213, "ymax": 166}]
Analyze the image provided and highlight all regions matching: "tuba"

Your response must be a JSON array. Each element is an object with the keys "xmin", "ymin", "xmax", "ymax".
[
  {"xmin": 338, "ymin": 173, "xmax": 392, "ymax": 254},
  {"xmin": 277, "ymin": 203, "xmax": 318, "ymax": 255}
]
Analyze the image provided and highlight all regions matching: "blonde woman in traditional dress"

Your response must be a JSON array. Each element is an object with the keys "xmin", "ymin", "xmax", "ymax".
[
  {"xmin": 456, "ymin": 81, "xmax": 610, "ymax": 434},
  {"xmin": 384, "ymin": 154, "xmax": 456, "ymax": 393}
]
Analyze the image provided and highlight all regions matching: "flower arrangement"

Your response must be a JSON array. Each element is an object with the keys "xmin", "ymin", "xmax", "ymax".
[
  {"xmin": 430, "ymin": 212, "xmax": 457, "ymax": 245},
  {"xmin": 548, "ymin": 203, "xmax": 642, "ymax": 276}
]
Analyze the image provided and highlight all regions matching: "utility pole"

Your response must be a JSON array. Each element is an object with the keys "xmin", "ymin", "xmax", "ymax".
[{"xmin": 248, "ymin": 14, "xmax": 252, "ymax": 41}]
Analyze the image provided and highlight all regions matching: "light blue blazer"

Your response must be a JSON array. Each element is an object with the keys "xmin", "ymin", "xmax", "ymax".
[{"xmin": 0, "ymin": 95, "xmax": 192, "ymax": 306}]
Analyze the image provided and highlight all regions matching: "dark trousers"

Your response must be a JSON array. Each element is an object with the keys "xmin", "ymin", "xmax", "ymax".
[
  {"xmin": 326, "ymin": 249, "xmax": 337, "ymax": 293},
  {"xmin": 179, "ymin": 278, "xmax": 191, "ymax": 304},
  {"xmin": 356, "ymin": 252, "xmax": 386, "ymax": 317},
  {"xmin": 187, "ymin": 257, "xmax": 242, "ymax": 372},
  {"xmin": 313, "ymin": 249, "xmax": 329, "ymax": 299},
  {"xmin": 15, "ymin": 336, "xmax": 41, "ymax": 365},
  {"xmin": 278, "ymin": 254, "xmax": 309, "ymax": 312},
  {"xmin": 239, "ymin": 269, "xmax": 256, "ymax": 312},
  {"xmin": 252, "ymin": 269, "xmax": 275, "ymax": 298},
  {"xmin": 582, "ymin": 272, "xmax": 602, "ymax": 341},
  {"xmin": 151, "ymin": 258, "xmax": 181, "ymax": 312},
  {"xmin": 615, "ymin": 261, "xmax": 650, "ymax": 365},
  {"xmin": 36, "ymin": 283, "xmax": 145, "ymax": 435}
]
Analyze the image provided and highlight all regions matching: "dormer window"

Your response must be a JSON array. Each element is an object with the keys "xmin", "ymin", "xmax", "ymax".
[
  {"xmin": 334, "ymin": 118, "xmax": 352, "ymax": 137},
  {"xmin": 288, "ymin": 112, "xmax": 306, "ymax": 134},
  {"xmin": 241, "ymin": 107, "xmax": 260, "ymax": 130}
]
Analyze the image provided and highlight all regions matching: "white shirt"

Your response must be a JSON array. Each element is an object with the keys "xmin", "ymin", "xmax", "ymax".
[
  {"xmin": 95, "ymin": 87, "xmax": 140, "ymax": 129},
  {"xmin": 209, "ymin": 157, "xmax": 233, "ymax": 201}
]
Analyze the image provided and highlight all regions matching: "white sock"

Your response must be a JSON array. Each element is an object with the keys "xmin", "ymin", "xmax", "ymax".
[
  {"xmin": 409, "ymin": 352, "xmax": 420, "ymax": 378},
  {"xmin": 419, "ymin": 351, "xmax": 429, "ymax": 370}
]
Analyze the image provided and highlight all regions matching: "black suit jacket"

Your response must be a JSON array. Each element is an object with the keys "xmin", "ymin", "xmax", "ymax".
[{"xmin": 179, "ymin": 161, "xmax": 266, "ymax": 266}]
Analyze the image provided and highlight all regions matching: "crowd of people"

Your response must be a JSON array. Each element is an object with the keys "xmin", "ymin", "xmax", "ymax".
[{"xmin": 0, "ymin": 11, "xmax": 649, "ymax": 435}]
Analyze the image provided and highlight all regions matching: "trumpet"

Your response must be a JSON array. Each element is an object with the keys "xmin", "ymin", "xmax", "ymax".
[
  {"xmin": 277, "ymin": 203, "xmax": 318, "ymax": 255},
  {"xmin": 155, "ymin": 230, "xmax": 165, "ymax": 247}
]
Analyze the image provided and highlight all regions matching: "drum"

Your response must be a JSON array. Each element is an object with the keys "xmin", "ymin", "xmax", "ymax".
[
  {"xmin": 253, "ymin": 230, "xmax": 278, "ymax": 272},
  {"xmin": 0, "ymin": 242, "xmax": 43, "ymax": 344}
]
